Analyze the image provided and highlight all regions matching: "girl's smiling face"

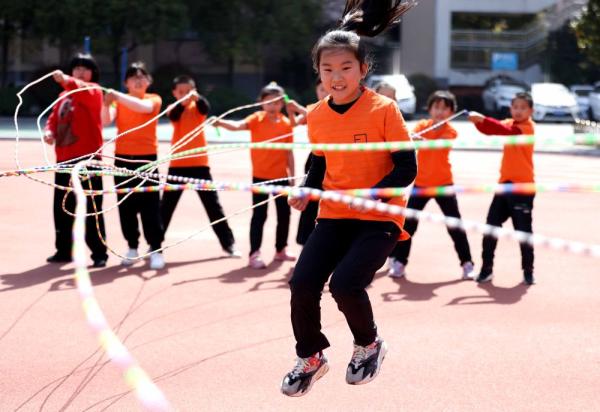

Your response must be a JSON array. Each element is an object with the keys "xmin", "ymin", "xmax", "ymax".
[{"xmin": 318, "ymin": 49, "xmax": 367, "ymax": 105}]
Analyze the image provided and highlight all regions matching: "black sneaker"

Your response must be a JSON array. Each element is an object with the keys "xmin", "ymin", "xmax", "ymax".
[
  {"xmin": 92, "ymin": 259, "xmax": 107, "ymax": 268},
  {"xmin": 523, "ymin": 271, "xmax": 535, "ymax": 285},
  {"xmin": 46, "ymin": 253, "xmax": 72, "ymax": 263},
  {"xmin": 476, "ymin": 267, "xmax": 494, "ymax": 283},
  {"xmin": 281, "ymin": 352, "xmax": 329, "ymax": 397},
  {"xmin": 346, "ymin": 337, "xmax": 388, "ymax": 385}
]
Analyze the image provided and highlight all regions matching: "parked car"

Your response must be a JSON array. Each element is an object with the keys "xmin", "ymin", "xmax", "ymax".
[
  {"xmin": 531, "ymin": 83, "xmax": 579, "ymax": 122},
  {"xmin": 588, "ymin": 82, "xmax": 600, "ymax": 121},
  {"xmin": 570, "ymin": 84, "xmax": 594, "ymax": 119},
  {"xmin": 482, "ymin": 75, "xmax": 528, "ymax": 115},
  {"xmin": 366, "ymin": 74, "xmax": 416, "ymax": 118}
]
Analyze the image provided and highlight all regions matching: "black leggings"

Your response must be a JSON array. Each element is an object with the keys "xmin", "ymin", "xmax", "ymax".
[
  {"xmin": 114, "ymin": 155, "xmax": 164, "ymax": 251},
  {"xmin": 160, "ymin": 166, "xmax": 235, "ymax": 250},
  {"xmin": 289, "ymin": 219, "xmax": 399, "ymax": 357},
  {"xmin": 482, "ymin": 193, "xmax": 535, "ymax": 272},
  {"xmin": 52, "ymin": 171, "xmax": 107, "ymax": 261},
  {"xmin": 249, "ymin": 177, "xmax": 290, "ymax": 255},
  {"xmin": 390, "ymin": 190, "xmax": 472, "ymax": 266}
]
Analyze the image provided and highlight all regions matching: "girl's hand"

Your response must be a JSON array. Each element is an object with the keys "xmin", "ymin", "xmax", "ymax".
[
  {"xmin": 288, "ymin": 194, "xmax": 309, "ymax": 211},
  {"xmin": 468, "ymin": 111, "xmax": 485, "ymax": 124},
  {"xmin": 104, "ymin": 89, "xmax": 118, "ymax": 106},
  {"xmin": 52, "ymin": 70, "xmax": 65, "ymax": 85},
  {"xmin": 43, "ymin": 131, "xmax": 55, "ymax": 145}
]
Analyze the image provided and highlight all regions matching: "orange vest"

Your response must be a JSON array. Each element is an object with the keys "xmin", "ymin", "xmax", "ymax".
[
  {"xmin": 169, "ymin": 101, "xmax": 209, "ymax": 168},
  {"xmin": 115, "ymin": 93, "xmax": 162, "ymax": 155},
  {"xmin": 307, "ymin": 88, "xmax": 412, "ymax": 239}
]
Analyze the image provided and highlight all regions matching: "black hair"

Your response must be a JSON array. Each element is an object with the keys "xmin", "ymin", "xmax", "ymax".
[
  {"xmin": 69, "ymin": 53, "xmax": 100, "ymax": 82},
  {"xmin": 124, "ymin": 61, "xmax": 152, "ymax": 83},
  {"xmin": 512, "ymin": 91, "xmax": 533, "ymax": 108},
  {"xmin": 374, "ymin": 81, "xmax": 396, "ymax": 93},
  {"xmin": 427, "ymin": 90, "xmax": 457, "ymax": 113},
  {"xmin": 172, "ymin": 75, "xmax": 196, "ymax": 90},
  {"xmin": 315, "ymin": 77, "xmax": 322, "ymax": 86},
  {"xmin": 258, "ymin": 81, "xmax": 285, "ymax": 101},
  {"xmin": 312, "ymin": 0, "xmax": 416, "ymax": 72}
]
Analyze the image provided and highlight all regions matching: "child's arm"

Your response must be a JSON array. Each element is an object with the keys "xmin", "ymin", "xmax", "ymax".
[
  {"xmin": 106, "ymin": 89, "xmax": 155, "ymax": 114},
  {"xmin": 101, "ymin": 92, "xmax": 116, "ymax": 126},
  {"xmin": 468, "ymin": 111, "xmax": 522, "ymax": 135},
  {"xmin": 286, "ymin": 100, "xmax": 308, "ymax": 126},
  {"xmin": 44, "ymin": 104, "xmax": 58, "ymax": 145},
  {"xmin": 287, "ymin": 151, "xmax": 295, "ymax": 179},
  {"xmin": 289, "ymin": 154, "xmax": 325, "ymax": 211},
  {"xmin": 212, "ymin": 118, "xmax": 248, "ymax": 131}
]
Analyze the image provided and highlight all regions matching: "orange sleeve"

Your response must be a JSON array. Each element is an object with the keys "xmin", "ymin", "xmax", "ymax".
[
  {"xmin": 384, "ymin": 102, "xmax": 411, "ymax": 149},
  {"xmin": 244, "ymin": 112, "xmax": 258, "ymax": 131}
]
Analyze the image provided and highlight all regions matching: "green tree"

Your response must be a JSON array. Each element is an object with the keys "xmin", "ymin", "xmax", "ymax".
[
  {"xmin": 0, "ymin": 1, "xmax": 37, "ymax": 86},
  {"xmin": 188, "ymin": 0, "xmax": 323, "ymax": 86},
  {"xmin": 574, "ymin": 0, "xmax": 600, "ymax": 66},
  {"xmin": 546, "ymin": 21, "xmax": 596, "ymax": 85}
]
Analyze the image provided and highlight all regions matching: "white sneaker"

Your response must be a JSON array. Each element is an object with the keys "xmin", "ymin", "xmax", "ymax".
[
  {"xmin": 149, "ymin": 252, "xmax": 165, "ymax": 270},
  {"xmin": 461, "ymin": 261, "xmax": 475, "ymax": 280},
  {"xmin": 248, "ymin": 251, "xmax": 267, "ymax": 269},
  {"xmin": 121, "ymin": 248, "xmax": 139, "ymax": 266},
  {"xmin": 387, "ymin": 258, "xmax": 406, "ymax": 278},
  {"xmin": 223, "ymin": 245, "xmax": 242, "ymax": 258}
]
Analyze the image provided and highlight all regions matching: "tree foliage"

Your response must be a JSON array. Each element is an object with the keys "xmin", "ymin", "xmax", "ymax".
[{"xmin": 574, "ymin": 0, "xmax": 600, "ymax": 66}]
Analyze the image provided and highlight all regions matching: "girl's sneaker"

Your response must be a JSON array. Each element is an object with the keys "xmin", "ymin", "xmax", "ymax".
[
  {"xmin": 149, "ymin": 252, "xmax": 165, "ymax": 270},
  {"xmin": 121, "ymin": 248, "xmax": 139, "ymax": 266},
  {"xmin": 346, "ymin": 337, "xmax": 388, "ymax": 385},
  {"xmin": 248, "ymin": 251, "xmax": 267, "ymax": 269},
  {"xmin": 461, "ymin": 261, "xmax": 475, "ymax": 279},
  {"xmin": 274, "ymin": 248, "xmax": 296, "ymax": 262},
  {"xmin": 281, "ymin": 352, "xmax": 329, "ymax": 397},
  {"xmin": 387, "ymin": 258, "xmax": 406, "ymax": 278}
]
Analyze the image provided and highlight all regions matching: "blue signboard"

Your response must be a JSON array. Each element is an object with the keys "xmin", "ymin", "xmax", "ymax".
[{"xmin": 491, "ymin": 52, "xmax": 519, "ymax": 71}]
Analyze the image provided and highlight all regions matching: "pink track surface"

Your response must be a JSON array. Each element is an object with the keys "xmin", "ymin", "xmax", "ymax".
[{"xmin": 1, "ymin": 141, "xmax": 599, "ymax": 411}]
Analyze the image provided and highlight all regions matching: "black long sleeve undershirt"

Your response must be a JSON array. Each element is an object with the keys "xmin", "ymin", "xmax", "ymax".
[
  {"xmin": 168, "ymin": 96, "xmax": 211, "ymax": 121},
  {"xmin": 301, "ymin": 150, "xmax": 417, "ymax": 200},
  {"xmin": 302, "ymin": 154, "xmax": 326, "ymax": 190}
]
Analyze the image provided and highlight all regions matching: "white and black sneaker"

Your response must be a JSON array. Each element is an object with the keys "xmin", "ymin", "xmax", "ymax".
[
  {"xmin": 346, "ymin": 337, "xmax": 388, "ymax": 385},
  {"xmin": 476, "ymin": 267, "xmax": 493, "ymax": 283},
  {"xmin": 281, "ymin": 352, "xmax": 329, "ymax": 397}
]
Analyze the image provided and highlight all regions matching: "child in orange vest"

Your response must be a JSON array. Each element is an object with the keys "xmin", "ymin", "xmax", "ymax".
[
  {"xmin": 387, "ymin": 91, "xmax": 474, "ymax": 279},
  {"xmin": 468, "ymin": 92, "xmax": 536, "ymax": 285},
  {"xmin": 160, "ymin": 75, "xmax": 239, "ymax": 257},
  {"xmin": 215, "ymin": 82, "xmax": 295, "ymax": 269},
  {"xmin": 102, "ymin": 62, "xmax": 165, "ymax": 270},
  {"xmin": 281, "ymin": 0, "xmax": 417, "ymax": 396}
]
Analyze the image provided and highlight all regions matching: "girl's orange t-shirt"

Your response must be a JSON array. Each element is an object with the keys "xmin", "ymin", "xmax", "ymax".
[
  {"xmin": 500, "ymin": 118, "xmax": 535, "ymax": 183},
  {"xmin": 169, "ymin": 101, "xmax": 208, "ymax": 168},
  {"xmin": 115, "ymin": 93, "xmax": 162, "ymax": 155},
  {"xmin": 413, "ymin": 119, "xmax": 457, "ymax": 187},
  {"xmin": 245, "ymin": 111, "xmax": 293, "ymax": 180},
  {"xmin": 307, "ymin": 88, "xmax": 412, "ymax": 239}
]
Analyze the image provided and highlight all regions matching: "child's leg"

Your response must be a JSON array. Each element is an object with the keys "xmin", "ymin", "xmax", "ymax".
[
  {"xmin": 114, "ymin": 173, "xmax": 140, "ymax": 250},
  {"xmin": 84, "ymin": 175, "xmax": 108, "ymax": 262},
  {"xmin": 52, "ymin": 172, "xmax": 74, "ymax": 257},
  {"xmin": 389, "ymin": 195, "xmax": 429, "ymax": 264},
  {"xmin": 160, "ymin": 167, "xmax": 185, "ymax": 233},
  {"xmin": 435, "ymin": 194, "xmax": 472, "ymax": 265},
  {"xmin": 289, "ymin": 219, "xmax": 351, "ymax": 357},
  {"xmin": 274, "ymin": 190, "xmax": 291, "ymax": 252},
  {"xmin": 508, "ymin": 194, "xmax": 535, "ymax": 272},
  {"xmin": 139, "ymin": 191, "xmax": 164, "ymax": 252},
  {"xmin": 249, "ymin": 178, "xmax": 269, "ymax": 255},
  {"xmin": 196, "ymin": 167, "xmax": 235, "ymax": 249},
  {"xmin": 481, "ymin": 195, "xmax": 511, "ymax": 270},
  {"xmin": 330, "ymin": 220, "xmax": 400, "ymax": 346}
]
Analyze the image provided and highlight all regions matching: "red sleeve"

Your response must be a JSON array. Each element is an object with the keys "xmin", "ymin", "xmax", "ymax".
[
  {"xmin": 61, "ymin": 76, "xmax": 102, "ymax": 110},
  {"xmin": 475, "ymin": 117, "xmax": 522, "ymax": 136},
  {"xmin": 45, "ymin": 101, "xmax": 59, "ymax": 135}
]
